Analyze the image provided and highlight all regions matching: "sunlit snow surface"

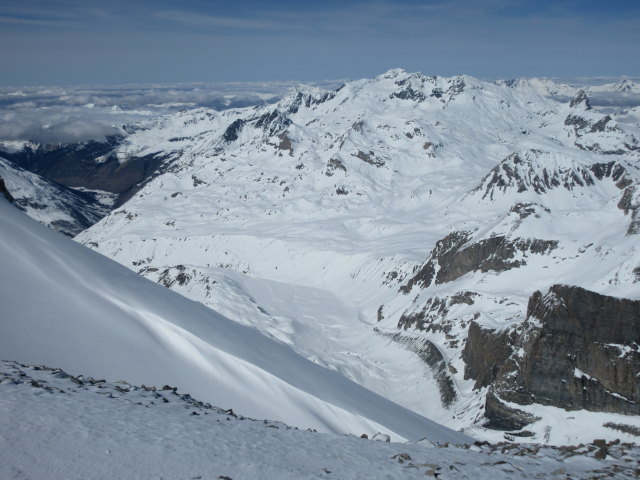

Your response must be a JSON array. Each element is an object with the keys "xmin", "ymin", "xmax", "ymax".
[
  {"xmin": 1, "ymin": 361, "xmax": 639, "ymax": 480},
  {"xmin": 0, "ymin": 197, "xmax": 471, "ymax": 444}
]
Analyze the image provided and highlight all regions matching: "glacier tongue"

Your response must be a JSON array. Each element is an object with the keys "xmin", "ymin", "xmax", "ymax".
[{"xmin": 0, "ymin": 196, "xmax": 472, "ymax": 444}]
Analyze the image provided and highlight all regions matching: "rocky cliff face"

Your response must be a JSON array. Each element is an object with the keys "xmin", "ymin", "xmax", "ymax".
[
  {"xmin": 0, "ymin": 137, "xmax": 172, "ymax": 207},
  {"xmin": 0, "ymin": 177, "xmax": 14, "ymax": 203},
  {"xmin": 462, "ymin": 321, "xmax": 516, "ymax": 390},
  {"xmin": 400, "ymin": 231, "xmax": 558, "ymax": 294},
  {"xmin": 462, "ymin": 285, "xmax": 640, "ymax": 428},
  {"xmin": 618, "ymin": 184, "xmax": 640, "ymax": 235}
]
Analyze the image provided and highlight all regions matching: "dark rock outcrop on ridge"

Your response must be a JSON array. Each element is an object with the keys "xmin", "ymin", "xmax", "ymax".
[
  {"xmin": 462, "ymin": 285, "xmax": 640, "ymax": 428},
  {"xmin": 400, "ymin": 232, "xmax": 557, "ymax": 293}
]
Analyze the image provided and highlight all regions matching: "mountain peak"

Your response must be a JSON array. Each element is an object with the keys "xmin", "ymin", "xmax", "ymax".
[
  {"xmin": 612, "ymin": 79, "xmax": 637, "ymax": 92},
  {"xmin": 569, "ymin": 89, "xmax": 592, "ymax": 110},
  {"xmin": 378, "ymin": 68, "xmax": 409, "ymax": 80}
]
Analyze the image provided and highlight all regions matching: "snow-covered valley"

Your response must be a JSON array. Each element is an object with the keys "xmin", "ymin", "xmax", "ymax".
[
  {"xmin": 0, "ymin": 194, "xmax": 469, "ymax": 444},
  {"xmin": 0, "ymin": 156, "xmax": 115, "ymax": 236}
]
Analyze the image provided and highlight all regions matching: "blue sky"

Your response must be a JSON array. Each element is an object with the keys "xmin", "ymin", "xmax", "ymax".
[{"xmin": 1, "ymin": 0, "xmax": 639, "ymax": 85}]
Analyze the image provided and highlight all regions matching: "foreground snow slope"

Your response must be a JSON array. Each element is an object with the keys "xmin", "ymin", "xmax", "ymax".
[
  {"xmin": 0, "ymin": 198, "xmax": 470, "ymax": 444},
  {"xmin": 2, "ymin": 360, "xmax": 638, "ymax": 480}
]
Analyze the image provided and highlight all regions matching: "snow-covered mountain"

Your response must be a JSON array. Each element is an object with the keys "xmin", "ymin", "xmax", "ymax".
[
  {"xmin": 0, "ymin": 136, "xmax": 174, "ymax": 208},
  {"xmin": 0, "ymin": 157, "xmax": 115, "ymax": 236},
  {"xmin": 72, "ymin": 69, "xmax": 640, "ymax": 444},
  {"xmin": 0, "ymin": 194, "xmax": 471, "ymax": 444}
]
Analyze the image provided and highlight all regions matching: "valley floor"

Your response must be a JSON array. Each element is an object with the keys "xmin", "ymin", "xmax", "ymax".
[{"xmin": 1, "ymin": 360, "xmax": 638, "ymax": 480}]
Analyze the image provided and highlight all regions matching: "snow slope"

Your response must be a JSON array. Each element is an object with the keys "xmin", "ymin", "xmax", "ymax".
[
  {"xmin": 76, "ymin": 69, "xmax": 640, "ymax": 443},
  {"xmin": 2, "ymin": 360, "xmax": 638, "ymax": 480},
  {"xmin": 0, "ymin": 156, "xmax": 114, "ymax": 236},
  {"xmin": 0, "ymin": 197, "xmax": 471, "ymax": 444}
]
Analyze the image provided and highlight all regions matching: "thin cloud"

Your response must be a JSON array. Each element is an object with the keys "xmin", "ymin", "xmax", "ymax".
[
  {"xmin": 153, "ymin": 10, "xmax": 289, "ymax": 32},
  {"xmin": 0, "ymin": 14, "xmax": 76, "ymax": 28}
]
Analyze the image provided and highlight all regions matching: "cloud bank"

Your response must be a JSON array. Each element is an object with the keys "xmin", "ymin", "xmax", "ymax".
[{"xmin": 0, "ymin": 80, "xmax": 342, "ymax": 144}]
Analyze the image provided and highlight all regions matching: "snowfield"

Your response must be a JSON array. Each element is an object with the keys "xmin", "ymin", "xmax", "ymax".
[
  {"xmin": 0, "ymin": 195, "xmax": 471, "ymax": 444},
  {"xmin": 2, "ymin": 360, "xmax": 639, "ymax": 480}
]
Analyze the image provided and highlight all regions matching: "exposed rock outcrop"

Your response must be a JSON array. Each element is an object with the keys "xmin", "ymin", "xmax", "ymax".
[
  {"xmin": 569, "ymin": 90, "xmax": 592, "ymax": 109},
  {"xmin": 390, "ymin": 85, "xmax": 426, "ymax": 102},
  {"xmin": 483, "ymin": 389, "xmax": 540, "ymax": 431},
  {"xmin": 253, "ymin": 109, "xmax": 292, "ymax": 136},
  {"xmin": 0, "ymin": 177, "xmax": 14, "ymax": 203},
  {"xmin": 283, "ymin": 88, "xmax": 335, "ymax": 114},
  {"xmin": 398, "ymin": 291, "xmax": 478, "ymax": 336},
  {"xmin": 499, "ymin": 285, "xmax": 640, "ymax": 414},
  {"xmin": 325, "ymin": 158, "xmax": 347, "ymax": 176},
  {"xmin": 401, "ymin": 232, "xmax": 557, "ymax": 293},
  {"xmin": 353, "ymin": 150, "xmax": 385, "ymax": 167},
  {"xmin": 463, "ymin": 285, "xmax": 640, "ymax": 428},
  {"xmin": 473, "ymin": 150, "xmax": 629, "ymax": 200},
  {"xmin": 398, "ymin": 296, "xmax": 452, "ymax": 333},
  {"xmin": 462, "ymin": 321, "xmax": 516, "ymax": 390},
  {"xmin": 509, "ymin": 202, "xmax": 550, "ymax": 220},
  {"xmin": 222, "ymin": 119, "xmax": 245, "ymax": 143},
  {"xmin": 618, "ymin": 184, "xmax": 640, "ymax": 235}
]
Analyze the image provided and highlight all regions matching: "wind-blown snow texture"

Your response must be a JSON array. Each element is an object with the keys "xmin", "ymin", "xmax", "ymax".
[
  {"xmin": 0, "ymin": 196, "xmax": 470, "ymax": 444},
  {"xmin": 76, "ymin": 69, "xmax": 640, "ymax": 444},
  {"xmin": 2, "ymin": 360, "xmax": 638, "ymax": 480}
]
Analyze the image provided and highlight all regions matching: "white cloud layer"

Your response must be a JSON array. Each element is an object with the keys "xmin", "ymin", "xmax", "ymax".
[{"xmin": 0, "ymin": 80, "xmax": 342, "ymax": 144}]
